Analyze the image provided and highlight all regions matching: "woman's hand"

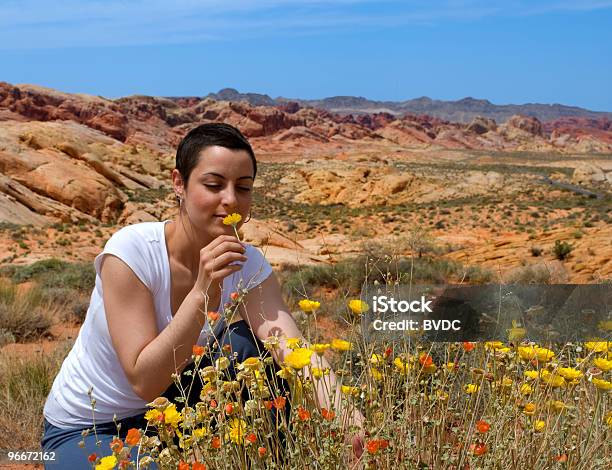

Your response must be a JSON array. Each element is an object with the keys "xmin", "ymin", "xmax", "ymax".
[{"xmin": 192, "ymin": 234, "xmax": 247, "ymax": 296}]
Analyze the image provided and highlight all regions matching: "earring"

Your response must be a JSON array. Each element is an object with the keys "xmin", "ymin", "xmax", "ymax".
[
  {"xmin": 244, "ymin": 210, "xmax": 252, "ymax": 223},
  {"xmin": 176, "ymin": 194, "xmax": 182, "ymax": 206}
]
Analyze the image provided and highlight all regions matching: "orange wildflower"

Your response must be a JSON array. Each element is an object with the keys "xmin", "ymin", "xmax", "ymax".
[
  {"xmin": 367, "ymin": 440, "xmax": 380, "ymax": 455},
  {"xmin": 178, "ymin": 462, "xmax": 190, "ymax": 470},
  {"xmin": 273, "ymin": 396, "xmax": 287, "ymax": 410},
  {"xmin": 321, "ymin": 408, "xmax": 336, "ymax": 421},
  {"xmin": 230, "ymin": 292, "xmax": 239, "ymax": 301},
  {"xmin": 419, "ymin": 354, "xmax": 433, "ymax": 367},
  {"xmin": 211, "ymin": 436, "xmax": 221, "ymax": 449},
  {"xmin": 246, "ymin": 432, "xmax": 257, "ymax": 444},
  {"xmin": 258, "ymin": 446, "xmax": 267, "ymax": 457},
  {"xmin": 263, "ymin": 400, "xmax": 273, "ymax": 410},
  {"xmin": 463, "ymin": 341, "xmax": 475, "ymax": 352},
  {"xmin": 555, "ymin": 454, "xmax": 568, "ymax": 463},
  {"xmin": 476, "ymin": 420, "xmax": 490, "ymax": 433},
  {"xmin": 471, "ymin": 442, "xmax": 487, "ymax": 456},
  {"xmin": 193, "ymin": 463, "xmax": 207, "ymax": 470},
  {"xmin": 210, "ymin": 399, "xmax": 217, "ymax": 409},
  {"xmin": 207, "ymin": 311, "xmax": 220, "ymax": 322},
  {"xmin": 125, "ymin": 428, "xmax": 140, "ymax": 446},
  {"xmin": 297, "ymin": 405, "xmax": 311, "ymax": 421},
  {"xmin": 193, "ymin": 345, "xmax": 205, "ymax": 356},
  {"xmin": 225, "ymin": 403, "xmax": 234, "ymax": 415},
  {"xmin": 88, "ymin": 453, "xmax": 97, "ymax": 463},
  {"xmin": 110, "ymin": 438, "xmax": 124, "ymax": 453}
]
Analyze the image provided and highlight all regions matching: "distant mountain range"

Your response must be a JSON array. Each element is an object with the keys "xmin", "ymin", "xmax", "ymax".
[{"xmin": 204, "ymin": 88, "xmax": 612, "ymax": 124}]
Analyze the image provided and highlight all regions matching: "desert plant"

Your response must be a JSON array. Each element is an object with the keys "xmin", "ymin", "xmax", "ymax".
[
  {"xmin": 0, "ymin": 280, "xmax": 56, "ymax": 342},
  {"xmin": 552, "ymin": 240, "xmax": 573, "ymax": 261}
]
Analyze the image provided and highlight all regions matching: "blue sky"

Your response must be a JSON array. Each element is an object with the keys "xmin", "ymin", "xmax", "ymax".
[{"xmin": 1, "ymin": 0, "xmax": 611, "ymax": 111}]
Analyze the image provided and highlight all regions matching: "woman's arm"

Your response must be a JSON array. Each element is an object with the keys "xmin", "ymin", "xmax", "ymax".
[
  {"xmin": 101, "ymin": 255, "xmax": 211, "ymax": 403},
  {"xmin": 239, "ymin": 272, "xmax": 365, "ymax": 427}
]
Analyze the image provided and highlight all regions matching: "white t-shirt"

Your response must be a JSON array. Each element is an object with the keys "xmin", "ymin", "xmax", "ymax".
[{"xmin": 43, "ymin": 220, "xmax": 273, "ymax": 429}]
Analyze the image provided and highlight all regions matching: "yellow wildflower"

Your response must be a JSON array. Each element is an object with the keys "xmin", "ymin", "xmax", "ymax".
[
  {"xmin": 285, "ymin": 348, "xmax": 313, "ymax": 370},
  {"xmin": 558, "ymin": 367, "xmax": 583, "ymax": 381},
  {"xmin": 310, "ymin": 343, "xmax": 330, "ymax": 355},
  {"xmin": 484, "ymin": 341, "xmax": 504, "ymax": 350},
  {"xmin": 96, "ymin": 455, "xmax": 117, "ymax": 470},
  {"xmin": 370, "ymin": 367, "xmax": 383, "ymax": 381},
  {"xmin": 144, "ymin": 408, "xmax": 163, "ymax": 422},
  {"xmin": 533, "ymin": 420, "xmax": 546, "ymax": 432},
  {"xmin": 507, "ymin": 321, "xmax": 527, "ymax": 343},
  {"xmin": 163, "ymin": 404, "xmax": 183, "ymax": 428},
  {"xmin": 298, "ymin": 299, "xmax": 321, "ymax": 313},
  {"xmin": 311, "ymin": 367, "xmax": 329, "ymax": 380},
  {"xmin": 370, "ymin": 353, "xmax": 384, "ymax": 365},
  {"xmin": 216, "ymin": 356, "xmax": 230, "ymax": 371},
  {"xmin": 584, "ymin": 341, "xmax": 609, "ymax": 353},
  {"xmin": 240, "ymin": 357, "xmax": 262, "ymax": 372},
  {"xmin": 226, "ymin": 418, "xmax": 247, "ymax": 444},
  {"xmin": 286, "ymin": 337, "xmax": 302, "ymax": 350},
  {"xmin": 523, "ymin": 403, "xmax": 537, "ymax": 415},
  {"xmin": 548, "ymin": 400, "xmax": 569, "ymax": 413},
  {"xmin": 341, "ymin": 385, "xmax": 360, "ymax": 396},
  {"xmin": 592, "ymin": 378, "xmax": 612, "ymax": 391},
  {"xmin": 347, "ymin": 299, "xmax": 369, "ymax": 315},
  {"xmin": 605, "ymin": 411, "xmax": 612, "ymax": 429},
  {"xmin": 331, "ymin": 338, "xmax": 353, "ymax": 351},
  {"xmin": 464, "ymin": 383, "xmax": 479, "ymax": 394},
  {"xmin": 520, "ymin": 383, "xmax": 533, "ymax": 395},
  {"xmin": 518, "ymin": 346, "xmax": 537, "ymax": 361},
  {"xmin": 593, "ymin": 357, "xmax": 612, "ymax": 372},
  {"xmin": 276, "ymin": 366, "xmax": 295, "ymax": 380},
  {"xmin": 445, "ymin": 362, "xmax": 458, "ymax": 372},
  {"xmin": 193, "ymin": 427, "xmax": 208, "ymax": 440},
  {"xmin": 222, "ymin": 213, "xmax": 242, "ymax": 226},
  {"xmin": 524, "ymin": 370, "xmax": 540, "ymax": 380},
  {"xmin": 535, "ymin": 347, "xmax": 555, "ymax": 362},
  {"xmin": 393, "ymin": 357, "xmax": 410, "ymax": 375},
  {"xmin": 540, "ymin": 370, "xmax": 565, "ymax": 388}
]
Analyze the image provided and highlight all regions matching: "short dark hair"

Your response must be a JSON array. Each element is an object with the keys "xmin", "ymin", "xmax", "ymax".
[{"xmin": 176, "ymin": 123, "xmax": 257, "ymax": 188}]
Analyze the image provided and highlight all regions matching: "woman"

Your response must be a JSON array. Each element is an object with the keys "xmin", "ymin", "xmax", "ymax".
[{"xmin": 41, "ymin": 123, "xmax": 365, "ymax": 468}]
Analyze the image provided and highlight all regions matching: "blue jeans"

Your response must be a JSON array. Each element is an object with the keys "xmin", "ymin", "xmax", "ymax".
[{"xmin": 41, "ymin": 320, "xmax": 290, "ymax": 469}]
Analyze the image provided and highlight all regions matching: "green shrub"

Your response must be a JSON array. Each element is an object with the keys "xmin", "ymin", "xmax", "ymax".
[
  {"xmin": 0, "ymin": 258, "xmax": 95, "ymax": 292},
  {"xmin": 552, "ymin": 240, "xmax": 573, "ymax": 261}
]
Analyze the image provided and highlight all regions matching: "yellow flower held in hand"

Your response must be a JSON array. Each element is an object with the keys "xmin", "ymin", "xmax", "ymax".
[
  {"xmin": 348, "ymin": 299, "xmax": 369, "ymax": 315},
  {"xmin": 222, "ymin": 213, "xmax": 242, "ymax": 226},
  {"xmin": 298, "ymin": 299, "xmax": 321, "ymax": 313},
  {"xmin": 163, "ymin": 403, "xmax": 183, "ymax": 428},
  {"xmin": 285, "ymin": 348, "xmax": 313, "ymax": 370}
]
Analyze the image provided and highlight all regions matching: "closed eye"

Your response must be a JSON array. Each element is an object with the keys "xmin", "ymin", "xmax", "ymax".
[{"xmin": 205, "ymin": 184, "xmax": 251, "ymax": 192}]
